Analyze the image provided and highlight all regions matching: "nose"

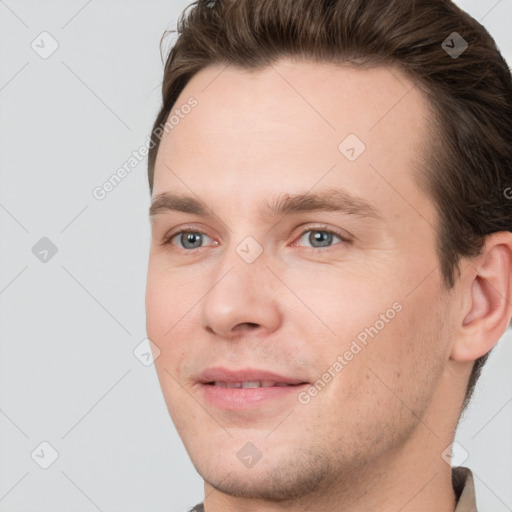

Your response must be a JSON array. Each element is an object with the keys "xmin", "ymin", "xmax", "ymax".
[{"xmin": 200, "ymin": 246, "xmax": 282, "ymax": 340}]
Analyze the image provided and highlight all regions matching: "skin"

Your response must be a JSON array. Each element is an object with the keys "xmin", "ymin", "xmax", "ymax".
[{"xmin": 145, "ymin": 59, "xmax": 512, "ymax": 512}]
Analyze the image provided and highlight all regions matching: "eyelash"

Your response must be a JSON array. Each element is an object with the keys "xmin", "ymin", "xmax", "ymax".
[{"xmin": 161, "ymin": 225, "xmax": 350, "ymax": 252}]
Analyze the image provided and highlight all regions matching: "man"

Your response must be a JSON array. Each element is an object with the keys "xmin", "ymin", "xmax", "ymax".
[{"xmin": 145, "ymin": 0, "xmax": 512, "ymax": 510}]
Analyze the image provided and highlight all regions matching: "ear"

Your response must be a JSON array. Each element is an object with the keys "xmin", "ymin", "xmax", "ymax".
[{"xmin": 451, "ymin": 232, "xmax": 512, "ymax": 362}]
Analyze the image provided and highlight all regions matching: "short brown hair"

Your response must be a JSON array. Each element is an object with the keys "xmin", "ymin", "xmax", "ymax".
[{"xmin": 147, "ymin": 0, "xmax": 512, "ymax": 410}]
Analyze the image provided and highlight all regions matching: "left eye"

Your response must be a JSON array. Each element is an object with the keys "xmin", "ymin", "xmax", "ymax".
[
  {"xmin": 295, "ymin": 229, "xmax": 344, "ymax": 249},
  {"xmin": 169, "ymin": 231, "xmax": 215, "ymax": 250}
]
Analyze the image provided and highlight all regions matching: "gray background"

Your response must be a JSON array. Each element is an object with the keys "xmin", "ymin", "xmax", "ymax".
[{"xmin": 0, "ymin": 1, "xmax": 511, "ymax": 511}]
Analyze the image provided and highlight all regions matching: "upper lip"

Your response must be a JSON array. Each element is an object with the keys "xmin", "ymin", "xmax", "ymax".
[{"xmin": 197, "ymin": 367, "xmax": 308, "ymax": 385}]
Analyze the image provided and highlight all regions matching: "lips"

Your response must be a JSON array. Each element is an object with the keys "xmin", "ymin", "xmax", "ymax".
[
  {"xmin": 197, "ymin": 367, "xmax": 308, "ymax": 386},
  {"xmin": 211, "ymin": 381, "xmax": 296, "ymax": 388},
  {"xmin": 197, "ymin": 367, "xmax": 309, "ymax": 410}
]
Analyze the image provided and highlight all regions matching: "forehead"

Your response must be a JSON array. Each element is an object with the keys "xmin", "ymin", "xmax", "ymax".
[{"xmin": 152, "ymin": 59, "xmax": 436, "ymax": 230}]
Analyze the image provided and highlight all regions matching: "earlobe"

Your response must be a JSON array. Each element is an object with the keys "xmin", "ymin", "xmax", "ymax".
[{"xmin": 451, "ymin": 233, "xmax": 512, "ymax": 363}]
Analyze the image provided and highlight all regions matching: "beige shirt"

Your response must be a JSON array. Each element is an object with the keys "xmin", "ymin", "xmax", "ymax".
[
  {"xmin": 453, "ymin": 466, "xmax": 478, "ymax": 512},
  {"xmin": 190, "ymin": 466, "xmax": 478, "ymax": 512}
]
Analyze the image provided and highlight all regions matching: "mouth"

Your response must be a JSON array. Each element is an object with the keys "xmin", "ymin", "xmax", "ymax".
[
  {"xmin": 197, "ymin": 367, "xmax": 309, "ymax": 410},
  {"xmin": 205, "ymin": 381, "xmax": 302, "ymax": 388}
]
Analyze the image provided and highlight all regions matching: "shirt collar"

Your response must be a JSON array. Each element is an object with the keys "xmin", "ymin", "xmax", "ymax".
[{"xmin": 453, "ymin": 466, "xmax": 478, "ymax": 512}]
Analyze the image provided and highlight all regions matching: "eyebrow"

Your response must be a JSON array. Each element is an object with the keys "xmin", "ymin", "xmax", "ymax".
[{"xmin": 149, "ymin": 189, "xmax": 380, "ymax": 220}]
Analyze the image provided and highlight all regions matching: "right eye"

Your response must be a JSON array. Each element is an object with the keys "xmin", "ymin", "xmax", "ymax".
[{"xmin": 165, "ymin": 230, "xmax": 217, "ymax": 250}]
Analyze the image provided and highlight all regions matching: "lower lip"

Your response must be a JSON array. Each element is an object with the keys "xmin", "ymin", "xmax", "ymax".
[{"xmin": 199, "ymin": 383, "xmax": 308, "ymax": 410}]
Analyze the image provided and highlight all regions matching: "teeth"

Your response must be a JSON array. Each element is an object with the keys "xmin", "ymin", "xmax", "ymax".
[
  {"xmin": 212, "ymin": 381, "xmax": 293, "ymax": 388},
  {"xmin": 241, "ymin": 381, "xmax": 260, "ymax": 388}
]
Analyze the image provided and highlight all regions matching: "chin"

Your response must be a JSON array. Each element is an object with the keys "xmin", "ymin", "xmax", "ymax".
[{"xmin": 189, "ymin": 443, "xmax": 336, "ymax": 501}]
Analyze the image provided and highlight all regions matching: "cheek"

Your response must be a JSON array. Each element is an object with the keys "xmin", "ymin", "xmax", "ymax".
[
  {"xmin": 307, "ymin": 300, "xmax": 447, "ymax": 450},
  {"xmin": 281, "ymin": 264, "xmax": 400, "ymax": 346},
  {"xmin": 145, "ymin": 260, "xmax": 165, "ymax": 323},
  {"xmin": 145, "ymin": 264, "xmax": 207, "ymax": 393},
  {"xmin": 343, "ymin": 282, "xmax": 449, "ymax": 411},
  {"xmin": 286, "ymin": 265, "xmax": 445, "ymax": 393},
  {"xmin": 145, "ymin": 261, "xmax": 199, "ymax": 338}
]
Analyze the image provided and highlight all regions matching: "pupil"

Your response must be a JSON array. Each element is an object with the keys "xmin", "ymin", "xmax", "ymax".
[
  {"xmin": 183, "ymin": 233, "xmax": 202, "ymax": 248},
  {"xmin": 311, "ymin": 231, "xmax": 331, "ymax": 247}
]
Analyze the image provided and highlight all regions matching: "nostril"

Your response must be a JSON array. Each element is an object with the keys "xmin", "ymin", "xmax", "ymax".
[{"xmin": 233, "ymin": 322, "xmax": 260, "ymax": 332}]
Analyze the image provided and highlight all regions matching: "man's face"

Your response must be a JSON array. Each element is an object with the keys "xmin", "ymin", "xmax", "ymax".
[{"xmin": 146, "ymin": 60, "xmax": 454, "ymax": 499}]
